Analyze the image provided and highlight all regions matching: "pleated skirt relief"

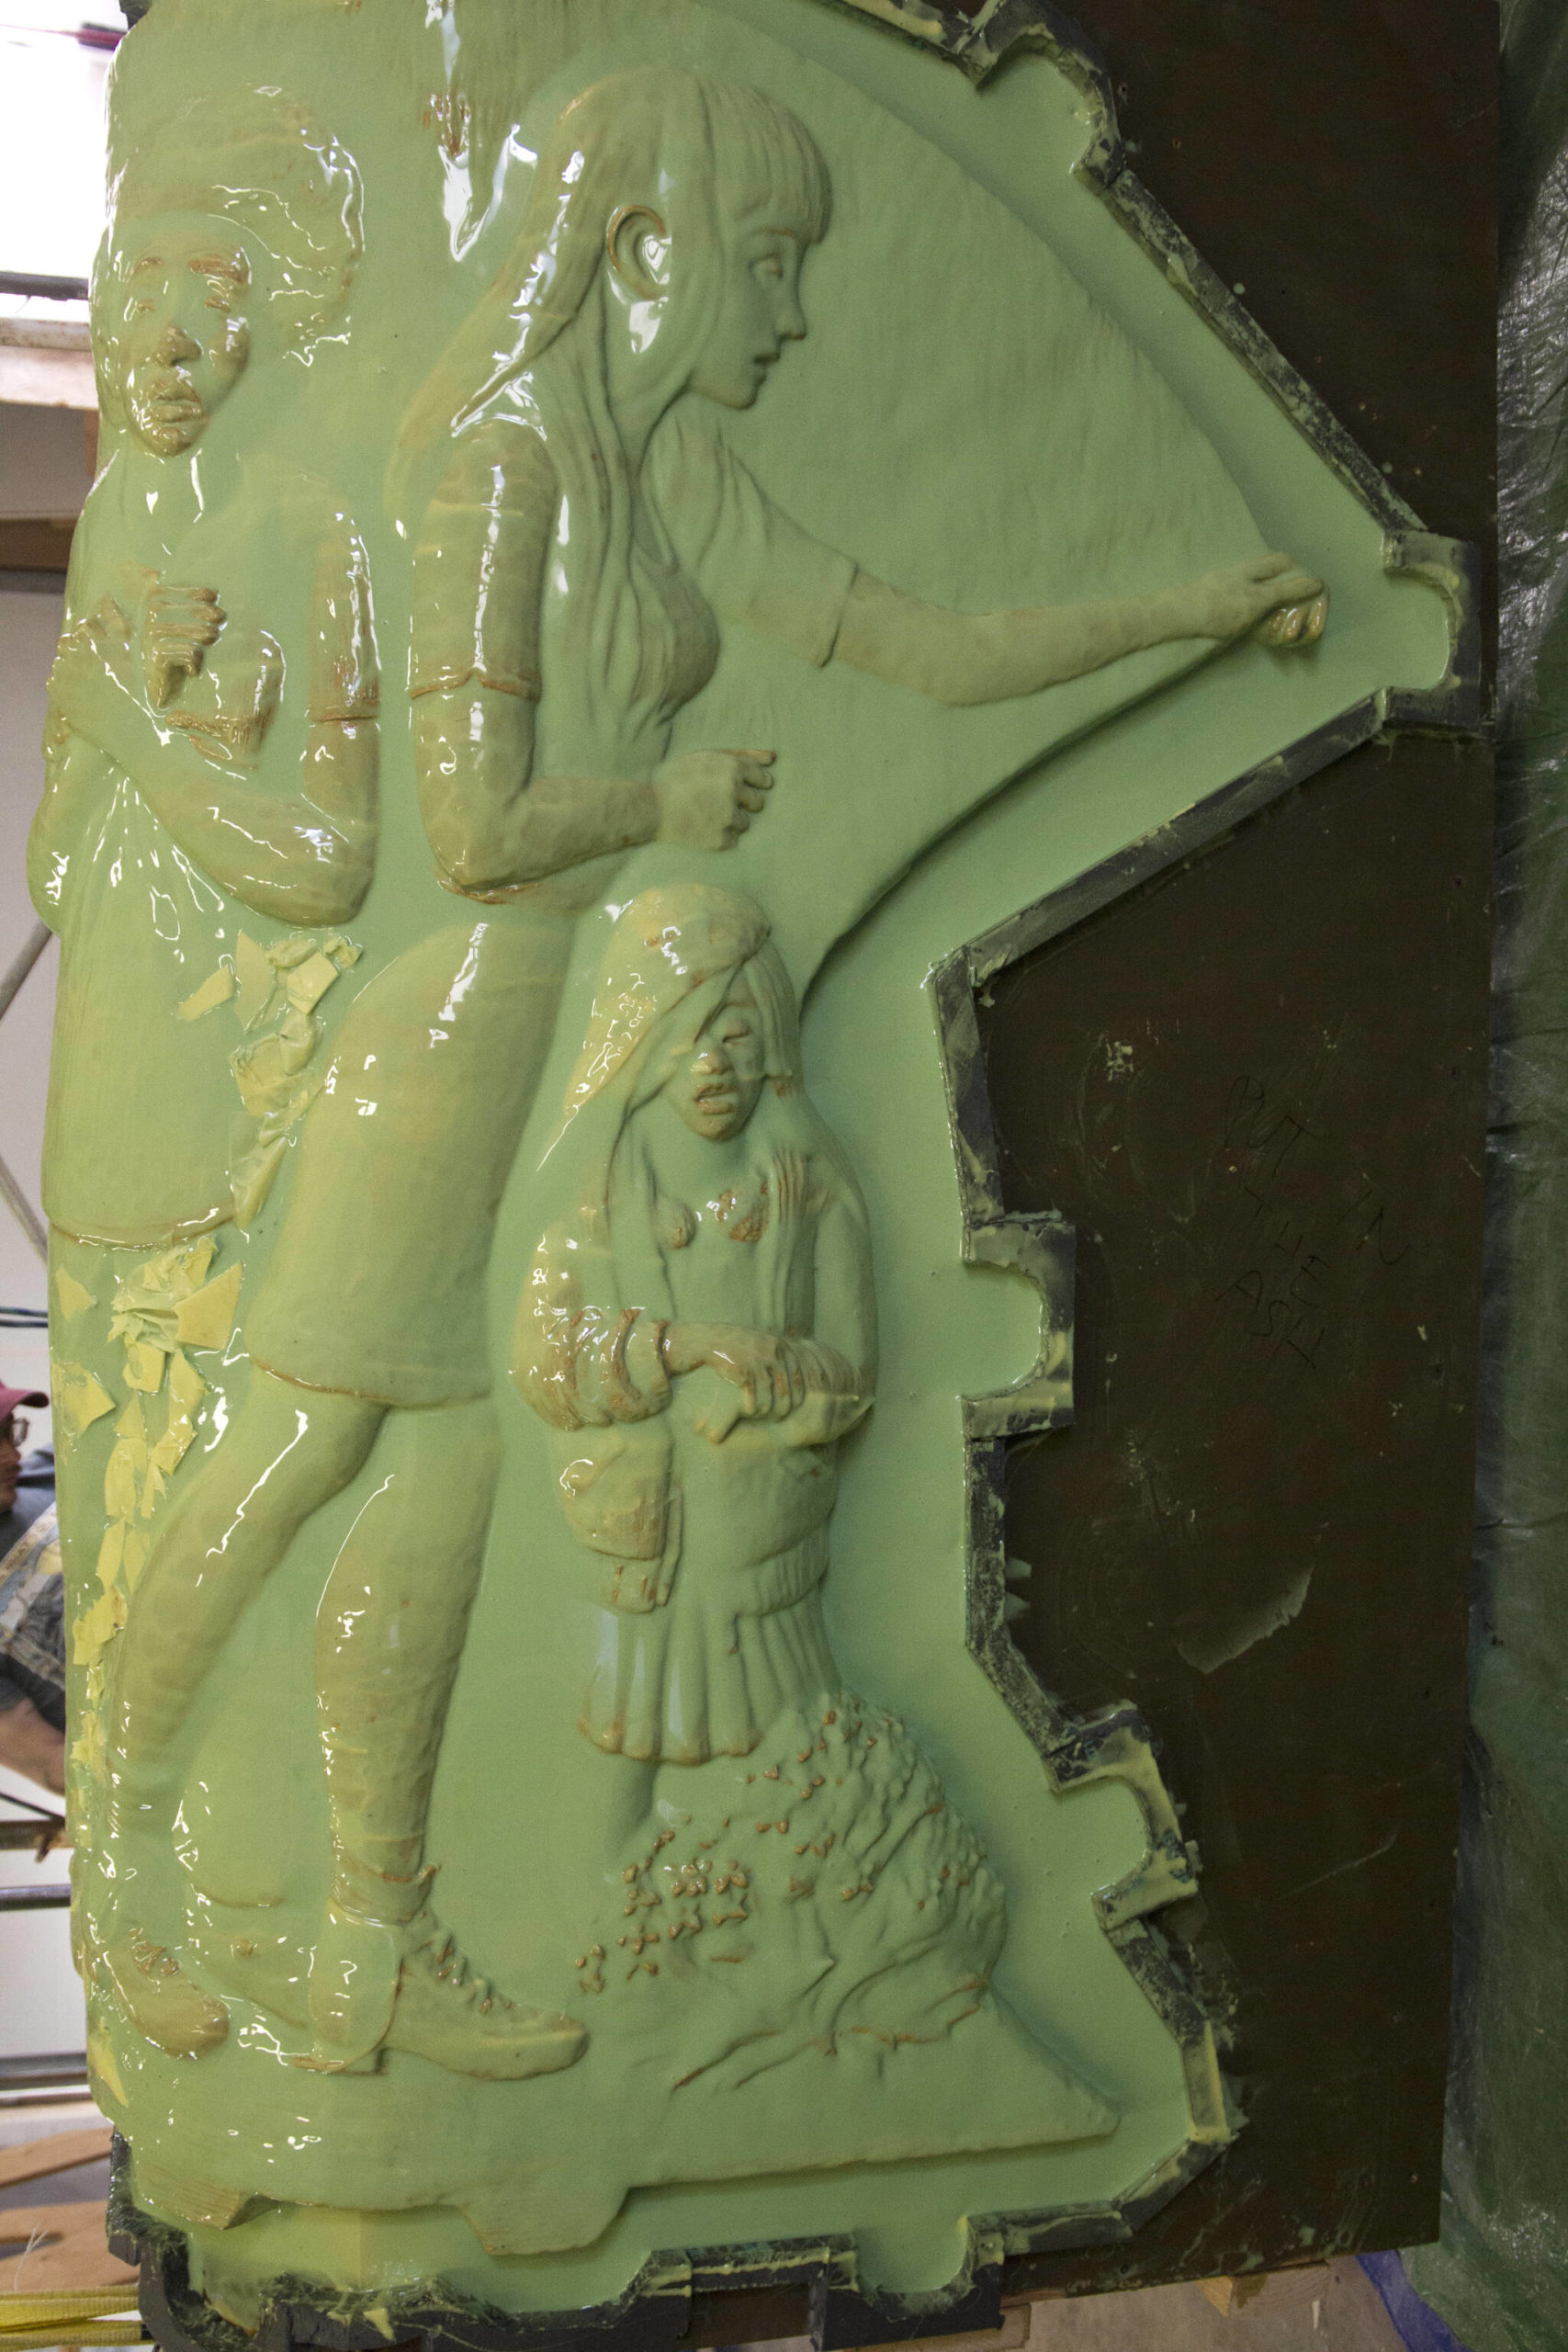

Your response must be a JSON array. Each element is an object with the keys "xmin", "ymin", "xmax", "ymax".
[{"xmin": 581, "ymin": 1532, "xmax": 836, "ymax": 1765}]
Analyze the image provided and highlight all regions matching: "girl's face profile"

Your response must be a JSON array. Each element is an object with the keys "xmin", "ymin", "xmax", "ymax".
[
  {"xmin": 668, "ymin": 979, "xmax": 768, "ymax": 1141},
  {"xmin": 687, "ymin": 216, "xmax": 809, "ymax": 411}
]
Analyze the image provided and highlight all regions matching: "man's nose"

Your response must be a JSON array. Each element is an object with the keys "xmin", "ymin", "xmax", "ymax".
[
  {"xmin": 155, "ymin": 320, "xmax": 201, "ymax": 365},
  {"xmin": 694, "ymin": 1048, "xmax": 727, "ymax": 1073}
]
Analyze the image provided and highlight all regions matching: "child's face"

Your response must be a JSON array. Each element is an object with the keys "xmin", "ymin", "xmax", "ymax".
[{"xmin": 669, "ymin": 979, "xmax": 767, "ymax": 1141}]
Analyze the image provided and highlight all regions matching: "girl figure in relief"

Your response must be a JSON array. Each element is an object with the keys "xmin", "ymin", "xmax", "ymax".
[
  {"xmin": 107, "ymin": 63, "xmax": 1327, "ymax": 2085},
  {"xmin": 513, "ymin": 890, "xmax": 1118, "ymax": 2134},
  {"xmin": 514, "ymin": 885, "xmax": 874, "ymax": 1837}
]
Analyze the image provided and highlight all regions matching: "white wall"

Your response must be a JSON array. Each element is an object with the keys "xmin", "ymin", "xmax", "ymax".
[
  {"xmin": 0, "ymin": 586, "xmax": 63, "ymax": 1416},
  {"xmin": 0, "ymin": 1761, "xmax": 80, "ymax": 2061},
  {"xmin": 0, "ymin": 401, "xmax": 81, "ymax": 1418},
  {"xmin": 0, "ymin": 4, "xmax": 107, "ymax": 2068},
  {"xmin": 0, "ymin": 2, "xmax": 111, "ymax": 286},
  {"xmin": 2, "ymin": 409, "xmax": 83, "ymax": 2063}
]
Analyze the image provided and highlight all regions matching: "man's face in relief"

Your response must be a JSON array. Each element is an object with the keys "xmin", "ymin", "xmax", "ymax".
[{"xmin": 118, "ymin": 221, "xmax": 254, "ymax": 456}]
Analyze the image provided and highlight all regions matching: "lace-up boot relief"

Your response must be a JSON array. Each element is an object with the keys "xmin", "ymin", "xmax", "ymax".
[{"xmin": 301, "ymin": 1846, "xmax": 586, "ymax": 2080}]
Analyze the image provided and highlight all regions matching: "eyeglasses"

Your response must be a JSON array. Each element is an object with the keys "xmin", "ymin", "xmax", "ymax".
[{"xmin": 3, "ymin": 1417, "xmax": 28, "ymax": 1449}]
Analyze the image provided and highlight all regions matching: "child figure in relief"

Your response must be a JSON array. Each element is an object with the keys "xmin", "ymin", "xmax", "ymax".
[
  {"xmin": 514, "ymin": 883, "xmax": 874, "ymax": 1825},
  {"xmin": 515, "ymin": 887, "xmax": 1116, "ymax": 2117}
]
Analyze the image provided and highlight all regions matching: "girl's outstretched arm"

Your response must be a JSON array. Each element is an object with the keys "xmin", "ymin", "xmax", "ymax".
[{"xmin": 832, "ymin": 553, "xmax": 1326, "ymax": 707}]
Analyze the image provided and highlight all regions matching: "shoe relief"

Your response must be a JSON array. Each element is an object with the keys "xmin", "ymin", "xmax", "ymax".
[
  {"xmin": 102, "ymin": 1924, "xmax": 231, "ymax": 2059},
  {"xmin": 298, "ymin": 1855, "xmax": 586, "ymax": 2081}
]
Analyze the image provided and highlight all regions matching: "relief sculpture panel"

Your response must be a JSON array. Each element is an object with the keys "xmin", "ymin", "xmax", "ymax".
[{"xmin": 30, "ymin": 0, "xmax": 1470, "ymax": 2338}]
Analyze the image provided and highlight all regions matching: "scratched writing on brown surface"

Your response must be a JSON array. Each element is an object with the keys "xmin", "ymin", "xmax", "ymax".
[{"xmin": 1215, "ymin": 1074, "xmax": 1411, "ymax": 1376}]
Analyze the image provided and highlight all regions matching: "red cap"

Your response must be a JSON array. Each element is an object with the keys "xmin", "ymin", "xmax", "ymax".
[{"xmin": 0, "ymin": 1384, "xmax": 48, "ymax": 1422}]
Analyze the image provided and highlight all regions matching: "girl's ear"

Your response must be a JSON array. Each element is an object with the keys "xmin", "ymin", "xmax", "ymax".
[{"xmin": 605, "ymin": 204, "xmax": 671, "ymax": 302}]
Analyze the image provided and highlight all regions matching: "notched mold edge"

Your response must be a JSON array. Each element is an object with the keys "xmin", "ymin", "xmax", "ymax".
[
  {"xmin": 928, "ymin": 837, "xmax": 1247, "ymax": 2270},
  {"xmin": 919, "ymin": 506, "xmax": 1489, "ymax": 2258},
  {"xmin": 110, "ymin": 2143, "xmax": 1058, "ymax": 2352}
]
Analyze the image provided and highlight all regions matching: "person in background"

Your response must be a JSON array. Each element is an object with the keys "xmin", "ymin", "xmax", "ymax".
[{"xmin": 0, "ymin": 1383, "xmax": 65, "ymax": 1795}]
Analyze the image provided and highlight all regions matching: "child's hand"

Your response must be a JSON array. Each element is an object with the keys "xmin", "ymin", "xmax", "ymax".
[{"xmin": 662, "ymin": 1320, "xmax": 807, "ymax": 1432}]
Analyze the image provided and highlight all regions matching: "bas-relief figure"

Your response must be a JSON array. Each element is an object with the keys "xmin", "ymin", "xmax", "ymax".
[
  {"xmin": 30, "ymin": 85, "xmax": 381, "ymax": 2055},
  {"xmin": 515, "ymin": 888, "xmax": 878, "ymax": 1784},
  {"xmin": 38, "ymin": 95, "xmax": 378, "ymax": 1241},
  {"xmin": 85, "ymin": 64, "xmax": 1319, "ymax": 2070},
  {"xmin": 32, "ymin": 4, "xmax": 1347, "ymax": 2316},
  {"xmin": 512, "ymin": 883, "xmax": 1112, "ymax": 2128}
]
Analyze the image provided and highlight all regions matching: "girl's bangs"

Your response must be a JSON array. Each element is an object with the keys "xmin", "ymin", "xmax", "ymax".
[{"xmin": 703, "ymin": 81, "xmax": 832, "ymax": 243}]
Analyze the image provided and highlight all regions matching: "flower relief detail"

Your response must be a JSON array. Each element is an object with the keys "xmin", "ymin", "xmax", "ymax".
[{"xmin": 573, "ymin": 1695, "xmax": 1008, "ymax": 2091}]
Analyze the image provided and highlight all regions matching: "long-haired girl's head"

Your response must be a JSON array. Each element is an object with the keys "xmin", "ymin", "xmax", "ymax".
[{"xmin": 394, "ymin": 65, "xmax": 829, "ymax": 485}]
